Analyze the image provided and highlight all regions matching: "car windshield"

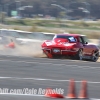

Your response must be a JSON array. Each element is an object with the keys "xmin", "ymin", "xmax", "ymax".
[{"xmin": 53, "ymin": 35, "xmax": 76, "ymax": 42}]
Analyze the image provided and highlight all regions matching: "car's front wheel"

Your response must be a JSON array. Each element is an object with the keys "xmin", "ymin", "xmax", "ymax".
[
  {"xmin": 91, "ymin": 51, "xmax": 99, "ymax": 62},
  {"xmin": 75, "ymin": 49, "xmax": 83, "ymax": 60}
]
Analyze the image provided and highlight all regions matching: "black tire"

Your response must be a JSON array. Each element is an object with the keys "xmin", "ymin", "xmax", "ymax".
[
  {"xmin": 91, "ymin": 51, "xmax": 99, "ymax": 62},
  {"xmin": 75, "ymin": 49, "xmax": 83, "ymax": 60}
]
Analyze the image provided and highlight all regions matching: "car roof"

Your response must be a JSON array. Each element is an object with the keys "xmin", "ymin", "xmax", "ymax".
[{"xmin": 56, "ymin": 33, "xmax": 86, "ymax": 37}]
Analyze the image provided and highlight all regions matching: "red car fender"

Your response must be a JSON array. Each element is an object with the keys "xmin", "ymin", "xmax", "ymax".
[{"xmin": 43, "ymin": 49, "xmax": 53, "ymax": 58}]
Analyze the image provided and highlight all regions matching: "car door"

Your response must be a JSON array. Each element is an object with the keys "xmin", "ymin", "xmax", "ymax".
[{"xmin": 79, "ymin": 36, "xmax": 92, "ymax": 56}]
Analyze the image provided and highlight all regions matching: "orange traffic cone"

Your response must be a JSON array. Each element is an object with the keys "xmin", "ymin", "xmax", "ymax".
[
  {"xmin": 45, "ymin": 88, "xmax": 64, "ymax": 98},
  {"xmin": 78, "ymin": 80, "xmax": 88, "ymax": 99},
  {"xmin": 66, "ymin": 79, "xmax": 77, "ymax": 99},
  {"xmin": 8, "ymin": 42, "xmax": 15, "ymax": 48}
]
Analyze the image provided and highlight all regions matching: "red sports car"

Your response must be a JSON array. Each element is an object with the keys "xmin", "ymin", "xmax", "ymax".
[{"xmin": 41, "ymin": 33, "xmax": 99, "ymax": 62}]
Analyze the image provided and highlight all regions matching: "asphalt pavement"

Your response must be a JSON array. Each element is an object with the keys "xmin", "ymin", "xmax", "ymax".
[{"xmin": 0, "ymin": 55, "xmax": 100, "ymax": 100}]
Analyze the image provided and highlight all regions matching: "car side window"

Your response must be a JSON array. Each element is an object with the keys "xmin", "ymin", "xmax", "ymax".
[
  {"xmin": 82, "ymin": 36, "xmax": 88, "ymax": 43},
  {"xmin": 79, "ymin": 36, "xmax": 88, "ymax": 44},
  {"xmin": 79, "ymin": 37, "xmax": 83, "ymax": 43}
]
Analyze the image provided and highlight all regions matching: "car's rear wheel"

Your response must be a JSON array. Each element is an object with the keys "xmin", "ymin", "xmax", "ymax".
[
  {"xmin": 91, "ymin": 51, "xmax": 99, "ymax": 62},
  {"xmin": 75, "ymin": 49, "xmax": 83, "ymax": 60}
]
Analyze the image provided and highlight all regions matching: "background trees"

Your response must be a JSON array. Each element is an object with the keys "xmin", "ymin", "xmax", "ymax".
[{"xmin": 0, "ymin": 0, "xmax": 100, "ymax": 18}]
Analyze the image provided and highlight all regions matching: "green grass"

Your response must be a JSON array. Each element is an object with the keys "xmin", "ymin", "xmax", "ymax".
[
  {"xmin": 3, "ymin": 18, "xmax": 100, "ymax": 39},
  {"xmin": 5, "ymin": 18, "xmax": 100, "ymax": 31}
]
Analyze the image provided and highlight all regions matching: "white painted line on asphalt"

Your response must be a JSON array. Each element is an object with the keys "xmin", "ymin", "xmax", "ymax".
[
  {"xmin": 0, "ymin": 76, "xmax": 100, "ymax": 84},
  {"xmin": 0, "ymin": 77, "xmax": 69, "ymax": 81}
]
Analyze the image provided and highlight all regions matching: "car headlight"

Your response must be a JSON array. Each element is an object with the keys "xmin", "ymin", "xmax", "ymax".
[{"xmin": 53, "ymin": 49, "xmax": 60, "ymax": 53}]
